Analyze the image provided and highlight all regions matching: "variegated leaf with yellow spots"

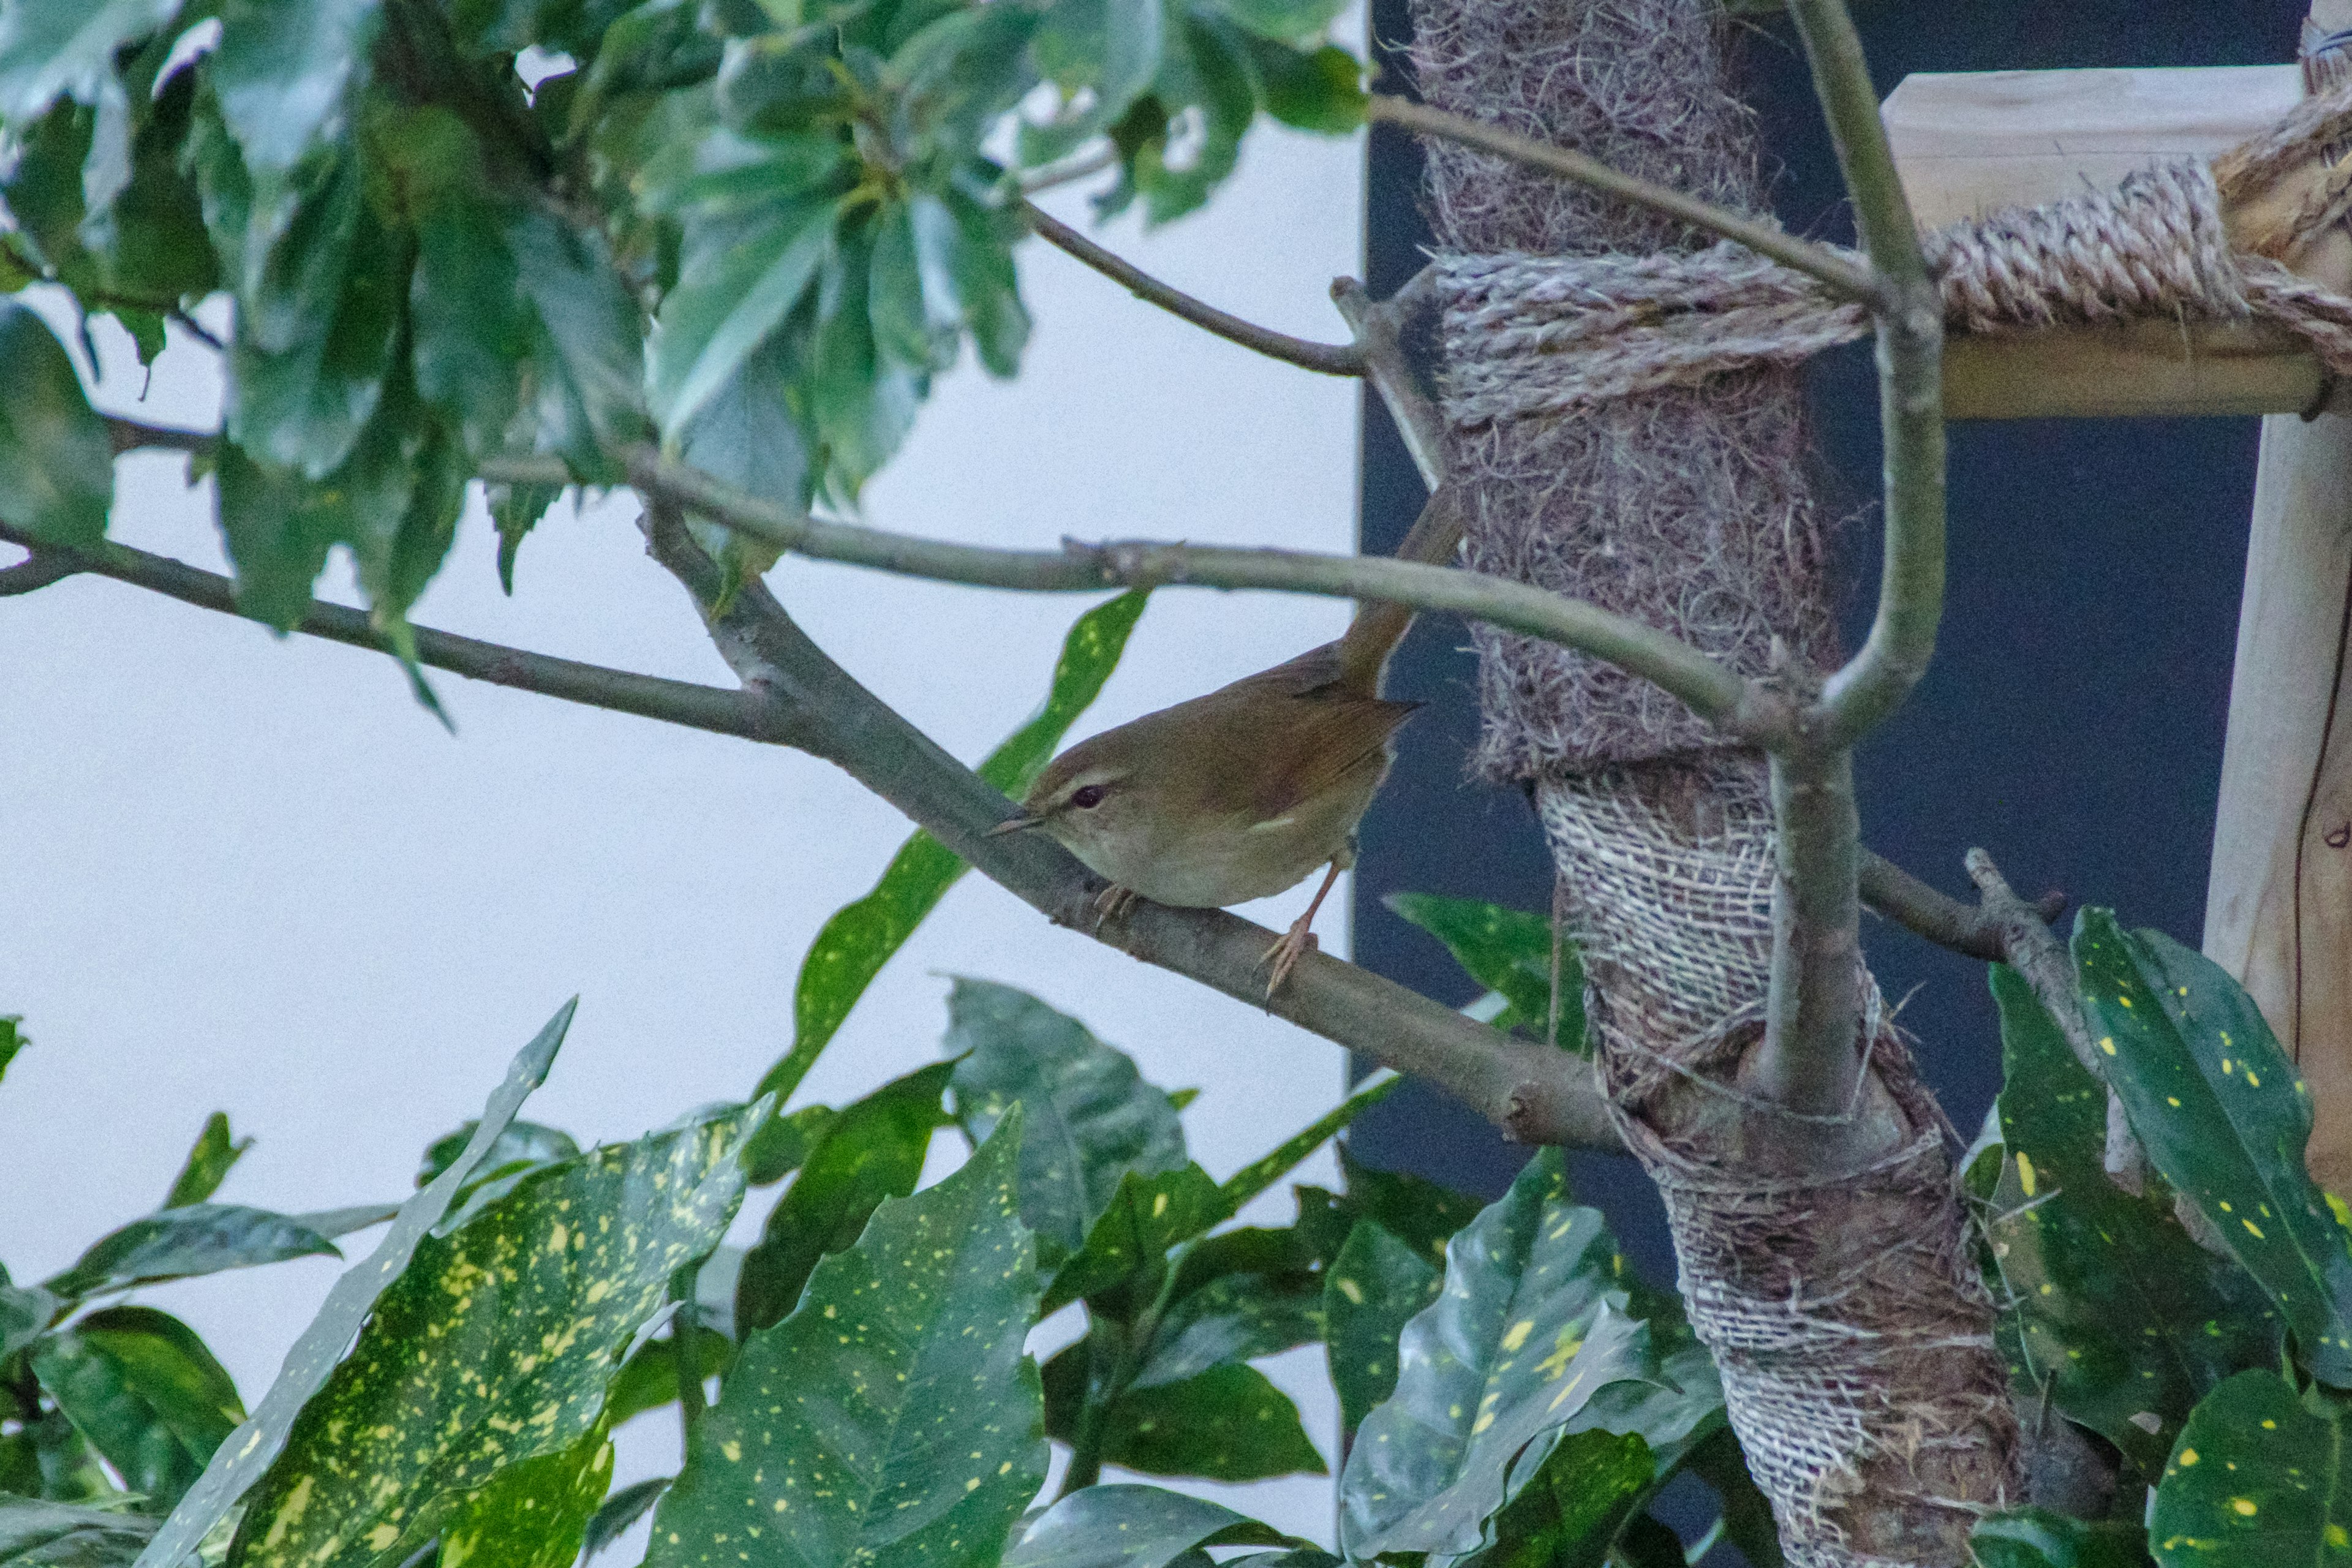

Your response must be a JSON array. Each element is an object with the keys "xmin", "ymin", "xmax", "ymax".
[
  {"xmin": 223, "ymin": 1102, "xmax": 761, "ymax": 1568},
  {"xmin": 1985, "ymin": 964, "xmax": 2278, "ymax": 1476},
  {"xmin": 1336, "ymin": 1150, "xmax": 1665, "ymax": 1566},
  {"xmin": 2149, "ymin": 1369, "xmax": 2352, "ymax": 1568},
  {"xmin": 437, "ymin": 1434, "xmax": 614, "ymax": 1568},
  {"xmin": 643, "ymin": 1112, "xmax": 1047, "ymax": 1568},
  {"xmin": 2073, "ymin": 911, "xmax": 2352, "ymax": 1387}
]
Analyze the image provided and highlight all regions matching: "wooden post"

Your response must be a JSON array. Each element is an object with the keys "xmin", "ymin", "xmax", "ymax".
[{"xmin": 2203, "ymin": 2, "xmax": 2352, "ymax": 1193}]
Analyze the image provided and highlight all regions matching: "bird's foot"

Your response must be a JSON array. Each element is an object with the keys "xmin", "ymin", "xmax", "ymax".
[
  {"xmin": 1093, "ymin": 883, "xmax": 1139, "ymax": 929},
  {"xmin": 1261, "ymin": 918, "xmax": 1319, "ymax": 998}
]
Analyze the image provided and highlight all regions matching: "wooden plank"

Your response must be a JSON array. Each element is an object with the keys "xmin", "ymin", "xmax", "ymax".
[{"xmin": 1885, "ymin": 64, "xmax": 2347, "ymax": 421}]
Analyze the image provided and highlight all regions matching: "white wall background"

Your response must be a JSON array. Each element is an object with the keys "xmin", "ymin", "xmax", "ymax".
[{"xmin": 0, "ymin": 121, "xmax": 1368, "ymax": 1545}]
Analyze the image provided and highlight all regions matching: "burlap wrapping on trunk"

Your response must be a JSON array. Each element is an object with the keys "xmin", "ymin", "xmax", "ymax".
[{"xmin": 1400, "ymin": 0, "xmax": 2021, "ymax": 1560}]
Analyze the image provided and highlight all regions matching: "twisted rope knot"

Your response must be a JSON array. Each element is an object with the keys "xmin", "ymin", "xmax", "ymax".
[{"xmin": 1436, "ymin": 94, "xmax": 2352, "ymax": 428}]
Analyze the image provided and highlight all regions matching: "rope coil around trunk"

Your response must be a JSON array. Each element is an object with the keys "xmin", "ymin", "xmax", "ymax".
[{"xmin": 1437, "ymin": 125, "xmax": 2352, "ymax": 426}]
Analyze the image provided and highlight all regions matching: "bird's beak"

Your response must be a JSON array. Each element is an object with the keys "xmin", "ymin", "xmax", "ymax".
[{"xmin": 987, "ymin": 811, "xmax": 1044, "ymax": 836}]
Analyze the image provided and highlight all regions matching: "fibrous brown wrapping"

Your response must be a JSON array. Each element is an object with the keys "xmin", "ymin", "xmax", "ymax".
[{"xmin": 1402, "ymin": 0, "xmax": 2021, "ymax": 1560}]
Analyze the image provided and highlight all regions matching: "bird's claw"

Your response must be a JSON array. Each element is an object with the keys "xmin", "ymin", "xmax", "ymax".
[
  {"xmin": 1093, "ymin": 884, "xmax": 1139, "ymax": 929},
  {"xmin": 1261, "ymin": 920, "xmax": 1319, "ymax": 998}
]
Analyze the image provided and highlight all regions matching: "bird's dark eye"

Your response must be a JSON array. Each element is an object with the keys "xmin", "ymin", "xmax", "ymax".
[{"xmin": 1070, "ymin": 784, "xmax": 1107, "ymax": 809}]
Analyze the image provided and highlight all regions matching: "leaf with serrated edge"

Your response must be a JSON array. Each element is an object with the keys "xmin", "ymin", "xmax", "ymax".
[
  {"xmin": 225, "ymin": 1101, "xmax": 758, "ymax": 1568},
  {"xmin": 753, "ymin": 591, "xmax": 1145, "ymax": 1112},
  {"xmin": 1006, "ymin": 1483, "xmax": 1302, "ymax": 1568},
  {"xmin": 2073, "ymin": 910, "xmax": 2352, "ymax": 1384},
  {"xmin": 2150, "ymin": 1370, "xmax": 2349, "ymax": 1568},
  {"xmin": 644, "ymin": 1114, "xmax": 1047, "ymax": 1568},
  {"xmin": 132, "ymin": 1000, "xmax": 575, "ymax": 1568},
  {"xmin": 1986, "ymin": 965, "xmax": 2277, "ymax": 1474}
]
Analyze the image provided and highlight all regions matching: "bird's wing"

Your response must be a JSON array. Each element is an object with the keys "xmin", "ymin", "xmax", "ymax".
[{"xmin": 1240, "ymin": 692, "xmax": 1419, "ymax": 821}]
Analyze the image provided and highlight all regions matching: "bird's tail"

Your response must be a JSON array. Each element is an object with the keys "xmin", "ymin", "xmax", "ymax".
[{"xmin": 1332, "ymin": 485, "xmax": 1463, "ymax": 696}]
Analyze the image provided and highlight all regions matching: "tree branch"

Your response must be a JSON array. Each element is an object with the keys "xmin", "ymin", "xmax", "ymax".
[
  {"xmin": 3, "ymin": 518, "xmax": 1622, "ymax": 1153},
  {"xmin": 1858, "ymin": 849, "xmax": 2061, "ymax": 962},
  {"xmin": 109, "ymin": 416, "xmax": 214, "ymax": 456},
  {"xmin": 1364, "ymin": 95, "xmax": 1886, "ymax": 307},
  {"xmin": 0, "ymin": 551, "xmax": 80, "ymax": 595},
  {"xmin": 628, "ymin": 500, "xmax": 1623, "ymax": 1152},
  {"xmin": 1333, "ymin": 272, "xmax": 1446, "ymax": 491},
  {"xmin": 1022, "ymin": 202, "xmax": 1366, "ymax": 376},
  {"xmin": 605, "ymin": 446, "xmax": 1778, "ymax": 737}
]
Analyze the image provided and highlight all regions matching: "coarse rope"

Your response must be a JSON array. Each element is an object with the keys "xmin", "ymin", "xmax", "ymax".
[{"xmin": 1436, "ymin": 75, "xmax": 2352, "ymax": 425}]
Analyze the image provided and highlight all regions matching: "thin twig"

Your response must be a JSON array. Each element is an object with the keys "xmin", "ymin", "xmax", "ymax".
[
  {"xmin": 1022, "ymin": 201, "xmax": 1366, "ymax": 376},
  {"xmin": 1858, "ymin": 850, "xmax": 2062, "ymax": 962},
  {"xmin": 1365, "ymin": 95, "xmax": 1886, "ymax": 307},
  {"xmin": 1019, "ymin": 145, "xmax": 1119, "ymax": 195},
  {"xmin": 607, "ymin": 445, "xmax": 1780, "ymax": 739},
  {"xmin": 0, "ymin": 552, "xmax": 80, "ymax": 596},
  {"xmin": 1333, "ymin": 273, "xmax": 1446, "ymax": 490},
  {"xmin": 108, "ymin": 415, "xmax": 214, "ymax": 456},
  {"xmin": 2, "ymin": 519, "xmax": 1622, "ymax": 1154}
]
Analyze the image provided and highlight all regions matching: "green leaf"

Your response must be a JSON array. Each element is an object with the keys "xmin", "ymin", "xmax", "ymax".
[
  {"xmin": 131, "ymin": 998, "xmax": 573, "ymax": 1568},
  {"xmin": 0, "ymin": 1498, "xmax": 156, "ymax": 1568},
  {"xmin": 0, "ymin": 0, "xmax": 183, "ymax": 122},
  {"xmin": 509, "ymin": 209, "xmax": 650, "ymax": 480},
  {"xmin": 1041, "ymin": 1162, "xmax": 1224, "ymax": 1314},
  {"xmin": 1005, "ymin": 1484, "xmax": 1302, "ymax": 1568},
  {"xmin": 1975, "ymin": 1509, "xmax": 2149, "ymax": 1568},
  {"xmin": 437, "ymin": 1436, "xmax": 616, "ymax": 1568},
  {"xmin": 1339, "ymin": 1151, "xmax": 1659, "ymax": 1562},
  {"xmin": 1028, "ymin": 0, "xmax": 1162, "ymax": 132},
  {"xmin": 946, "ymin": 978, "xmax": 1188, "ymax": 1267},
  {"xmin": 733, "ymin": 1061, "xmax": 951, "ymax": 1333},
  {"xmin": 2, "ymin": 1284, "xmax": 58, "ymax": 1363},
  {"xmin": 225, "ymin": 1101, "xmax": 759, "ymax": 1568},
  {"xmin": 2150, "ymin": 1370, "xmax": 2350, "ymax": 1568},
  {"xmin": 677, "ymin": 331, "xmax": 808, "ymax": 513},
  {"xmin": 1472, "ymin": 1428, "xmax": 1659, "ymax": 1568},
  {"xmin": 650, "ymin": 193, "xmax": 837, "ymax": 441},
  {"xmin": 582, "ymin": 1476, "xmax": 668, "ymax": 1562},
  {"xmin": 416, "ymin": 1119, "xmax": 582, "ymax": 1189},
  {"xmin": 488, "ymin": 479, "xmax": 562, "ymax": 595},
  {"xmin": 33, "ymin": 1307, "xmax": 243, "ymax": 1510},
  {"xmin": 808, "ymin": 224, "xmax": 922, "ymax": 496},
  {"xmin": 77, "ymin": 66, "xmax": 217, "ymax": 307},
  {"xmin": 605, "ymin": 1325, "xmax": 732, "ymax": 1428},
  {"xmin": 1986, "ymin": 965, "xmax": 2278, "ymax": 1474},
  {"xmin": 1385, "ymin": 893, "xmax": 1581, "ymax": 1048},
  {"xmin": 1090, "ymin": 1362, "xmax": 1324, "ymax": 1481},
  {"xmin": 2073, "ymin": 910, "xmax": 2352, "ymax": 1384},
  {"xmin": 1246, "ymin": 42, "xmax": 1363, "ymax": 132},
  {"xmin": 1339, "ymin": 1147, "xmax": 1485, "ymax": 1268},
  {"xmin": 1220, "ymin": 1072, "xmax": 1399, "ymax": 1216},
  {"xmin": 44, "ymin": 1205, "xmax": 339, "ymax": 1299},
  {"xmin": 0, "ymin": 303, "xmax": 113, "ymax": 551},
  {"xmin": 644, "ymin": 1113, "xmax": 1048, "ymax": 1568},
  {"xmin": 211, "ymin": 0, "xmax": 382, "ymax": 178},
  {"xmin": 164, "ymin": 1114, "xmax": 252, "ymax": 1210},
  {"xmin": 1208, "ymin": 0, "xmax": 1346, "ymax": 44},
  {"xmin": 754, "ymin": 590, "xmax": 1147, "ymax": 1109},
  {"xmin": 409, "ymin": 175, "xmax": 529, "ymax": 458},
  {"xmin": 1133, "ymin": 1270, "xmax": 1324, "ymax": 1389},
  {"xmin": 1680, "ymin": 1428, "xmax": 1781, "ymax": 1568},
  {"xmin": 1324, "ymin": 1219, "xmax": 1441, "ymax": 1436},
  {"xmin": 0, "ymin": 1017, "xmax": 23, "ymax": 1086}
]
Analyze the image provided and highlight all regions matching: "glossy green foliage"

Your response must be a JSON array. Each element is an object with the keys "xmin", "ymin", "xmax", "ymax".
[
  {"xmin": 132, "ymin": 1000, "xmax": 573, "ymax": 1568},
  {"xmin": 580, "ymin": 1476, "xmax": 668, "ymax": 1563},
  {"xmin": 0, "ymin": 1017, "xmax": 21, "ymax": 1085},
  {"xmin": 1219, "ymin": 1072, "xmax": 1400, "ymax": 1216},
  {"xmin": 1340, "ymin": 1151, "xmax": 1708, "ymax": 1566},
  {"xmin": 31, "ymin": 1307, "xmax": 243, "ymax": 1510},
  {"xmin": 755, "ymin": 591, "xmax": 1148, "ymax": 1115},
  {"xmin": 1385, "ymin": 894, "xmax": 1585, "ymax": 1050},
  {"xmin": 0, "ymin": 304, "xmax": 111, "ymax": 550},
  {"xmin": 43, "ymin": 1205, "xmax": 339, "ymax": 1299},
  {"xmin": 1006, "ymin": 1484, "xmax": 1305, "ymax": 1568},
  {"xmin": 644, "ymin": 1117, "xmax": 1047, "ymax": 1568},
  {"xmin": 224, "ymin": 1101, "xmax": 758, "ymax": 1568},
  {"xmin": 437, "ymin": 1436, "xmax": 617, "ymax": 1568},
  {"xmin": 947, "ymin": 979, "xmax": 1188, "ymax": 1268},
  {"xmin": 2073, "ymin": 910, "xmax": 2352, "ymax": 1384},
  {"xmin": 1336, "ymin": 1146, "xmax": 1487, "ymax": 1268},
  {"xmin": 1974, "ymin": 1509, "xmax": 2150, "ymax": 1568},
  {"xmin": 2150, "ymin": 1370, "xmax": 2352, "ymax": 1568},
  {"xmin": 1324, "ymin": 1219, "xmax": 1442, "ymax": 1437},
  {"xmin": 161, "ymin": 1114, "xmax": 251, "ymax": 1210},
  {"xmin": 1985, "ymin": 965, "xmax": 2278, "ymax": 1474},
  {"xmin": 734, "ymin": 1062, "xmax": 951, "ymax": 1333},
  {"xmin": 1041, "ymin": 1162, "xmax": 1224, "ymax": 1313},
  {"xmin": 0, "ymin": 1497, "xmax": 156, "ymax": 1568}
]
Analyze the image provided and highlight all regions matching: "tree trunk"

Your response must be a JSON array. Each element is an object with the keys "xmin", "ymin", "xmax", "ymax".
[{"xmin": 1400, "ymin": 1, "xmax": 2019, "ymax": 1561}]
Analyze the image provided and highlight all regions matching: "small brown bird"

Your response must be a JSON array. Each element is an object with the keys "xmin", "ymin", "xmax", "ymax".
[{"xmin": 991, "ymin": 489, "xmax": 1463, "ymax": 993}]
